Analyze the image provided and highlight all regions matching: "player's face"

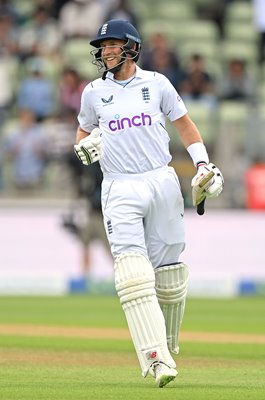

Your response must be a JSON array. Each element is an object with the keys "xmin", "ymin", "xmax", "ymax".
[{"xmin": 100, "ymin": 39, "xmax": 126, "ymax": 69}]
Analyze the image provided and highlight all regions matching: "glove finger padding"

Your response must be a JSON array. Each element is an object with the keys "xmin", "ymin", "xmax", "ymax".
[
  {"xmin": 80, "ymin": 136, "xmax": 101, "ymax": 148},
  {"xmin": 80, "ymin": 145, "xmax": 101, "ymax": 164},
  {"xmin": 204, "ymin": 163, "xmax": 224, "ymax": 198},
  {"xmin": 73, "ymin": 144, "xmax": 83, "ymax": 162},
  {"xmin": 191, "ymin": 163, "xmax": 224, "ymax": 206},
  {"xmin": 74, "ymin": 128, "xmax": 102, "ymax": 165}
]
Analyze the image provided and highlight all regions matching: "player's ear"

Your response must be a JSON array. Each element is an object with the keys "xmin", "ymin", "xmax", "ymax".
[{"xmin": 126, "ymin": 42, "xmax": 137, "ymax": 59}]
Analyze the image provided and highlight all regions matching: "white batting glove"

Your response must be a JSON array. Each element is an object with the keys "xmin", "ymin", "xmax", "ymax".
[
  {"xmin": 74, "ymin": 128, "xmax": 102, "ymax": 165},
  {"xmin": 204, "ymin": 163, "xmax": 224, "ymax": 198},
  {"xmin": 191, "ymin": 162, "xmax": 224, "ymax": 206}
]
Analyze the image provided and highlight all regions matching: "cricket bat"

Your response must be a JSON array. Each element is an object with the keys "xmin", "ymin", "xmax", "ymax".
[{"xmin": 192, "ymin": 171, "xmax": 215, "ymax": 215}]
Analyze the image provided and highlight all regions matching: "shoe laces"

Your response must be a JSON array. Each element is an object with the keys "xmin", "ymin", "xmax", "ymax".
[{"xmin": 152, "ymin": 361, "xmax": 165, "ymax": 376}]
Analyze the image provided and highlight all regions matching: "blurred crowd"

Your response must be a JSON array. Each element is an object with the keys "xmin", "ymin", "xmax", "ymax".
[{"xmin": 0, "ymin": 0, "xmax": 264, "ymax": 211}]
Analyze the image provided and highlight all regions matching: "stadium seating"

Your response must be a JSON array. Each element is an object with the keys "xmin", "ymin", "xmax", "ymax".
[
  {"xmin": 0, "ymin": 0, "xmax": 262, "ymax": 207},
  {"xmin": 225, "ymin": 21, "xmax": 258, "ymax": 44},
  {"xmin": 226, "ymin": 1, "xmax": 253, "ymax": 23},
  {"xmin": 62, "ymin": 38, "xmax": 99, "ymax": 79},
  {"xmin": 186, "ymin": 101, "xmax": 217, "ymax": 148},
  {"xmin": 220, "ymin": 40, "xmax": 258, "ymax": 65},
  {"xmin": 155, "ymin": 3, "xmax": 195, "ymax": 21}
]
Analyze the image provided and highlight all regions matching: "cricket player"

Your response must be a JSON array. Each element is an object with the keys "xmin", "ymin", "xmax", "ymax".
[{"xmin": 74, "ymin": 19, "xmax": 223, "ymax": 388}]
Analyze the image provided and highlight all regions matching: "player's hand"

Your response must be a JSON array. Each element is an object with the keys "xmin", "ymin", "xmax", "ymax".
[
  {"xmin": 74, "ymin": 128, "xmax": 102, "ymax": 165},
  {"xmin": 191, "ymin": 162, "xmax": 224, "ymax": 206}
]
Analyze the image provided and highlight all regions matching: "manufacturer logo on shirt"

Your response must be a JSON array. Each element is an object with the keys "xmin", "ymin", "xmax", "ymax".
[
  {"xmin": 109, "ymin": 112, "xmax": 152, "ymax": 131},
  {"xmin": 141, "ymin": 87, "xmax": 150, "ymax": 102},
  {"xmin": 101, "ymin": 95, "xmax": 114, "ymax": 105}
]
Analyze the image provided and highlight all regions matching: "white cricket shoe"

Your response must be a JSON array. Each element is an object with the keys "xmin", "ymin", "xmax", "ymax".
[{"xmin": 152, "ymin": 361, "xmax": 178, "ymax": 388}]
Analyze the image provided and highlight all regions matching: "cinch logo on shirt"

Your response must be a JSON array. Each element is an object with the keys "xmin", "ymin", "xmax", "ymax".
[{"xmin": 109, "ymin": 112, "xmax": 152, "ymax": 131}]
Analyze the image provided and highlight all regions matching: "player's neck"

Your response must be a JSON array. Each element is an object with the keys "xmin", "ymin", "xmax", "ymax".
[{"xmin": 113, "ymin": 62, "xmax": 136, "ymax": 81}]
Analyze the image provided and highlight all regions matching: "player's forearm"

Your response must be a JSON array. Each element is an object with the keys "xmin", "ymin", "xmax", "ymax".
[
  {"xmin": 76, "ymin": 126, "xmax": 90, "ymax": 144},
  {"xmin": 173, "ymin": 113, "xmax": 209, "ymax": 167},
  {"xmin": 172, "ymin": 113, "xmax": 203, "ymax": 148}
]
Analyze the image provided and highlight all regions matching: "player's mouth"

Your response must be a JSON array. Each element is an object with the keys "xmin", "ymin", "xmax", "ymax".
[
  {"xmin": 104, "ymin": 56, "xmax": 119, "ymax": 68},
  {"xmin": 104, "ymin": 56, "xmax": 117, "ymax": 63}
]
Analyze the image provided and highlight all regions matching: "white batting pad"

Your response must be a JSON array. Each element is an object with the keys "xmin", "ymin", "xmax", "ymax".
[
  {"xmin": 114, "ymin": 252, "xmax": 176, "ymax": 376},
  {"xmin": 155, "ymin": 263, "xmax": 189, "ymax": 354}
]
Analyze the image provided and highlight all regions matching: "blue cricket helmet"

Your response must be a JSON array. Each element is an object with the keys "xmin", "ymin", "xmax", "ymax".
[{"xmin": 90, "ymin": 19, "xmax": 141, "ymax": 62}]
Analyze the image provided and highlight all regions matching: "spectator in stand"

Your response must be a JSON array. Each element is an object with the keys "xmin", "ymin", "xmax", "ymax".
[
  {"xmin": 104, "ymin": 0, "xmax": 139, "ymax": 29},
  {"xmin": 0, "ymin": 0, "xmax": 19, "ymax": 23},
  {"xmin": 62, "ymin": 158, "xmax": 109, "ymax": 278},
  {"xmin": 59, "ymin": 0, "xmax": 103, "ymax": 39},
  {"xmin": 17, "ymin": 56, "xmax": 56, "ymax": 121},
  {"xmin": 195, "ymin": 0, "xmax": 233, "ymax": 40},
  {"xmin": 36, "ymin": 0, "xmax": 70, "ymax": 20},
  {"xmin": 140, "ymin": 32, "xmax": 185, "ymax": 91},
  {"xmin": 51, "ymin": 109, "xmax": 109, "ymax": 278},
  {"xmin": 180, "ymin": 53, "xmax": 216, "ymax": 108},
  {"xmin": 253, "ymin": 0, "xmax": 265, "ymax": 65},
  {"xmin": 3, "ymin": 109, "xmax": 49, "ymax": 190},
  {"xmin": 0, "ymin": 12, "xmax": 18, "ymax": 57},
  {"xmin": 0, "ymin": 56, "xmax": 14, "ymax": 129},
  {"xmin": 59, "ymin": 67, "xmax": 88, "ymax": 115},
  {"xmin": 18, "ymin": 5, "xmax": 62, "ymax": 61},
  {"xmin": 217, "ymin": 58, "xmax": 256, "ymax": 104},
  {"xmin": 0, "ymin": 13, "xmax": 18, "ymax": 130}
]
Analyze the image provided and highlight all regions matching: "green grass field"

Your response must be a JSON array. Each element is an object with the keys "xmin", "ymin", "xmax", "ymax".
[{"xmin": 0, "ymin": 295, "xmax": 264, "ymax": 400}]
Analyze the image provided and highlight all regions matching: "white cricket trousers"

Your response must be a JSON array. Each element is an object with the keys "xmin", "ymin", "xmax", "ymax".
[{"xmin": 101, "ymin": 166, "xmax": 185, "ymax": 267}]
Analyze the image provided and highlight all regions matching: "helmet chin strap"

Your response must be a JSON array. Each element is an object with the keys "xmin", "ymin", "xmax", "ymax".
[{"xmin": 102, "ymin": 60, "xmax": 124, "ymax": 80}]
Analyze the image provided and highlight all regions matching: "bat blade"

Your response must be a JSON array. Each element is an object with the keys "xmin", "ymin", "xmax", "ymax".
[{"xmin": 192, "ymin": 170, "xmax": 215, "ymax": 215}]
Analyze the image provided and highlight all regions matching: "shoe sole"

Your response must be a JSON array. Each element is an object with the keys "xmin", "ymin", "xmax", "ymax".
[{"xmin": 157, "ymin": 374, "xmax": 176, "ymax": 388}]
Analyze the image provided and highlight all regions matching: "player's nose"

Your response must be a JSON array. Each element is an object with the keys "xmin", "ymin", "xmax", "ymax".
[{"xmin": 102, "ymin": 47, "xmax": 112, "ymax": 56}]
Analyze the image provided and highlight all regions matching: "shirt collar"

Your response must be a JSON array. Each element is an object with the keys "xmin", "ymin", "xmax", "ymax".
[
  {"xmin": 106, "ymin": 65, "xmax": 144, "ymax": 81},
  {"xmin": 135, "ymin": 66, "xmax": 145, "ymax": 79}
]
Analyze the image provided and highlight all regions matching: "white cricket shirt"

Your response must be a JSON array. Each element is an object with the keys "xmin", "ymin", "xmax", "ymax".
[{"xmin": 78, "ymin": 66, "xmax": 187, "ymax": 174}]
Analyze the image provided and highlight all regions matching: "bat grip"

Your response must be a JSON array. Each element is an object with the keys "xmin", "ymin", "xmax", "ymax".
[{"xmin": 197, "ymin": 198, "xmax": 205, "ymax": 215}]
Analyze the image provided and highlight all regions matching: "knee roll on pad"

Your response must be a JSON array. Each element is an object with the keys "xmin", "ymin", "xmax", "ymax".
[
  {"xmin": 114, "ymin": 252, "xmax": 176, "ymax": 377},
  {"xmin": 155, "ymin": 263, "xmax": 189, "ymax": 354},
  {"xmin": 115, "ymin": 252, "xmax": 156, "ymax": 304}
]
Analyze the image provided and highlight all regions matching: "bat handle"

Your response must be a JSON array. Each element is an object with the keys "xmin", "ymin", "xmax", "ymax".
[{"xmin": 197, "ymin": 198, "xmax": 205, "ymax": 215}]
